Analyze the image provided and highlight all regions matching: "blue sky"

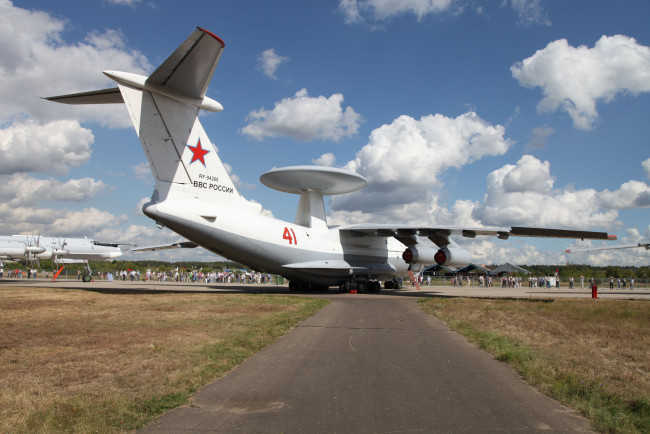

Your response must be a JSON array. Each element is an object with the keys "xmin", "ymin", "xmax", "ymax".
[{"xmin": 1, "ymin": 0, "xmax": 649, "ymax": 266}]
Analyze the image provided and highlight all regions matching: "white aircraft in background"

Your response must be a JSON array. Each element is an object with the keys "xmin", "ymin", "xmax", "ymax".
[
  {"xmin": 565, "ymin": 242, "xmax": 649, "ymax": 253},
  {"xmin": 47, "ymin": 27, "xmax": 617, "ymax": 292},
  {"xmin": 0, "ymin": 235, "xmax": 123, "ymax": 264}
]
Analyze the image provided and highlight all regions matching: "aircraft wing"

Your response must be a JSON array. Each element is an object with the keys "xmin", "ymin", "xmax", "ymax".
[
  {"xmin": 340, "ymin": 224, "xmax": 616, "ymax": 247},
  {"xmin": 565, "ymin": 242, "xmax": 649, "ymax": 253},
  {"xmin": 129, "ymin": 241, "xmax": 199, "ymax": 252}
]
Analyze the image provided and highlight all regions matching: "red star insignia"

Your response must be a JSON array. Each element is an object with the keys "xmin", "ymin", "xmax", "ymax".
[{"xmin": 186, "ymin": 139, "xmax": 210, "ymax": 167}]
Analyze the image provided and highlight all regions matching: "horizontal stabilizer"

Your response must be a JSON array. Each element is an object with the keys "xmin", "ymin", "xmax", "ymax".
[
  {"xmin": 147, "ymin": 27, "xmax": 225, "ymax": 100},
  {"xmin": 44, "ymin": 88, "xmax": 123, "ymax": 105}
]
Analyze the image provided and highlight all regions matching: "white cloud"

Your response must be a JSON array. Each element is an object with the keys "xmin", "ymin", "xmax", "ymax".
[
  {"xmin": 509, "ymin": 0, "xmax": 550, "ymax": 26},
  {"xmin": 257, "ymin": 48, "xmax": 289, "ymax": 79},
  {"xmin": 0, "ymin": 203, "xmax": 127, "ymax": 236},
  {"xmin": 472, "ymin": 155, "xmax": 620, "ymax": 228},
  {"xmin": 105, "ymin": 0, "xmax": 142, "ymax": 7},
  {"xmin": 241, "ymin": 88, "xmax": 362, "ymax": 142},
  {"xmin": 339, "ymin": 0, "xmax": 454, "ymax": 23},
  {"xmin": 339, "ymin": 0, "xmax": 550, "ymax": 26},
  {"xmin": 0, "ymin": 174, "xmax": 107, "ymax": 207},
  {"xmin": 512, "ymin": 35, "xmax": 650, "ymax": 129},
  {"xmin": 132, "ymin": 162, "xmax": 151, "ymax": 180},
  {"xmin": 312, "ymin": 153, "xmax": 336, "ymax": 166},
  {"xmin": 598, "ymin": 180, "xmax": 650, "ymax": 209},
  {"xmin": 0, "ymin": 1, "xmax": 151, "ymax": 128},
  {"xmin": 332, "ymin": 112, "xmax": 511, "ymax": 213},
  {"xmin": 526, "ymin": 125, "xmax": 554, "ymax": 150},
  {"xmin": 0, "ymin": 119, "xmax": 94, "ymax": 175},
  {"xmin": 642, "ymin": 158, "xmax": 650, "ymax": 179}
]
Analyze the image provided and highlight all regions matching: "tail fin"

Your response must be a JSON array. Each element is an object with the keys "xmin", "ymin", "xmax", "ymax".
[{"xmin": 47, "ymin": 28, "xmax": 244, "ymax": 206}]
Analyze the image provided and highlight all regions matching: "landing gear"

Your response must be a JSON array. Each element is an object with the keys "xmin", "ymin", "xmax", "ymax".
[
  {"xmin": 338, "ymin": 280, "xmax": 381, "ymax": 293},
  {"xmin": 384, "ymin": 279, "xmax": 403, "ymax": 290}
]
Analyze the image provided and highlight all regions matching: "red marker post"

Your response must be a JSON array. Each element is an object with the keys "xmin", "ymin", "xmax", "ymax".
[{"xmin": 591, "ymin": 283, "xmax": 598, "ymax": 299}]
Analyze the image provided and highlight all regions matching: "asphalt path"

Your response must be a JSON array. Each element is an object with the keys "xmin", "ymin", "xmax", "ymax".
[{"xmin": 135, "ymin": 292, "xmax": 592, "ymax": 433}]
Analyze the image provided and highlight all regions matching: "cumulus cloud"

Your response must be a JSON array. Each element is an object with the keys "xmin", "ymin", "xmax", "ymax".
[
  {"xmin": 598, "ymin": 180, "xmax": 650, "ymax": 209},
  {"xmin": 512, "ymin": 35, "xmax": 650, "ymax": 129},
  {"xmin": 0, "ymin": 1, "xmax": 151, "ymax": 128},
  {"xmin": 0, "ymin": 120, "xmax": 94, "ymax": 175},
  {"xmin": 472, "ymin": 155, "xmax": 619, "ymax": 228},
  {"xmin": 643, "ymin": 158, "xmax": 650, "ymax": 179},
  {"xmin": 257, "ymin": 48, "xmax": 289, "ymax": 79},
  {"xmin": 332, "ymin": 112, "xmax": 511, "ymax": 213},
  {"xmin": 0, "ymin": 202, "xmax": 127, "ymax": 236},
  {"xmin": 0, "ymin": 174, "xmax": 107, "ymax": 207},
  {"xmin": 241, "ymin": 88, "xmax": 362, "ymax": 142},
  {"xmin": 312, "ymin": 153, "xmax": 336, "ymax": 166}
]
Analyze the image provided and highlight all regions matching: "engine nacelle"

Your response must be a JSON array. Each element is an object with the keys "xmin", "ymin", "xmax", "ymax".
[
  {"xmin": 402, "ymin": 245, "xmax": 439, "ymax": 264},
  {"xmin": 433, "ymin": 246, "xmax": 472, "ymax": 267}
]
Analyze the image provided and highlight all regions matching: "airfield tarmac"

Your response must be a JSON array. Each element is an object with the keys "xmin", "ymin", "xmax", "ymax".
[{"xmin": 4, "ymin": 279, "xmax": 648, "ymax": 432}]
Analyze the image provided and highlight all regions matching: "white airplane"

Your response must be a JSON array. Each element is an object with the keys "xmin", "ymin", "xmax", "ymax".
[
  {"xmin": 0, "ymin": 235, "xmax": 124, "ymax": 263},
  {"xmin": 47, "ymin": 27, "xmax": 617, "ymax": 292}
]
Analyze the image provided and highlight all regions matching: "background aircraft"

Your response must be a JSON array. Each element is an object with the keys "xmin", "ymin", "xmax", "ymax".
[
  {"xmin": 0, "ymin": 234, "xmax": 123, "ymax": 264},
  {"xmin": 47, "ymin": 28, "xmax": 617, "ymax": 292},
  {"xmin": 565, "ymin": 242, "xmax": 649, "ymax": 253}
]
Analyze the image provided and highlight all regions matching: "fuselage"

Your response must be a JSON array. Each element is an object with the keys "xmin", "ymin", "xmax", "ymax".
[{"xmin": 143, "ymin": 199, "xmax": 410, "ymax": 286}]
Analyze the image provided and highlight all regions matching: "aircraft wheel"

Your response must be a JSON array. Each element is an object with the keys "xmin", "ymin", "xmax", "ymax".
[
  {"xmin": 370, "ymin": 281, "xmax": 381, "ymax": 293},
  {"xmin": 356, "ymin": 281, "xmax": 366, "ymax": 293},
  {"xmin": 81, "ymin": 274, "xmax": 92, "ymax": 283},
  {"xmin": 289, "ymin": 281, "xmax": 300, "ymax": 291},
  {"xmin": 384, "ymin": 281, "xmax": 394, "ymax": 290}
]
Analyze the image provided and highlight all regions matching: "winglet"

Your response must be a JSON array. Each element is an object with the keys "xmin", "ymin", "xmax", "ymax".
[
  {"xmin": 564, "ymin": 249, "xmax": 572, "ymax": 253},
  {"xmin": 608, "ymin": 234, "xmax": 618, "ymax": 240}
]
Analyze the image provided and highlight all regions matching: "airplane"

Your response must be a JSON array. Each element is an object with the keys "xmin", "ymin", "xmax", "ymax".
[
  {"xmin": 0, "ymin": 235, "xmax": 124, "ymax": 280},
  {"xmin": 565, "ymin": 242, "xmax": 649, "ymax": 253},
  {"xmin": 46, "ymin": 27, "xmax": 617, "ymax": 292}
]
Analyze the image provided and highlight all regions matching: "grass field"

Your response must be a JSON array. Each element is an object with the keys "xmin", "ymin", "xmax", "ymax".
[
  {"xmin": 419, "ymin": 297, "xmax": 650, "ymax": 433},
  {"xmin": 0, "ymin": 287, "xmax": 328, "ymax": 432}
]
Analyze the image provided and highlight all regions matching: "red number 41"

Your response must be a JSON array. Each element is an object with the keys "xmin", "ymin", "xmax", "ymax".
[{"xmin": 283, "ymin": 227, "xmax": 298, "ymax": 245}]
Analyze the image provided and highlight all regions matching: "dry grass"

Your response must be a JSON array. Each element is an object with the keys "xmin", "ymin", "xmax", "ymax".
[
  {"xmin": 0, "ymin": 286, "xmax": 327, "ymax": 432},
  {"xmin": 420, "ymin": 297, "xmax": 650, "ymax": 432}
]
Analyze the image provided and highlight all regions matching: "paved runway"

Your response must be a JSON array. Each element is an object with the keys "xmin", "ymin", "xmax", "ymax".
[
  {"xmin": 4, "ymin": 278, "xmax": 646, "ymax": 432},
  {"xmin": 137, "ymin": 293, "xmax": 591, "ymax": 433}
]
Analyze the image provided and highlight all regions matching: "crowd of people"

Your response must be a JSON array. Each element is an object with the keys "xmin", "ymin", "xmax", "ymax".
[{"xmin": 99, "ymin": 268, "xmax": 278, "ymax": 284}]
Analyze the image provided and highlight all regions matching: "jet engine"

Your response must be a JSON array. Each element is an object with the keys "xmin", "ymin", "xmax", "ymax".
[
  {"xmin": 433, "ymin": 246, "xmax": 472, "ymax": 267},
  {"xmin": 402, "ymin": 245, "xmax": 438, "ymax": 264}
]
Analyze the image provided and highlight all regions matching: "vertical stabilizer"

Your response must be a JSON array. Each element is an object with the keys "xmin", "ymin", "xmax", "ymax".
[{"xmin": 119, "ymin": 84, "xmax": 242, "ymax": 205}]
